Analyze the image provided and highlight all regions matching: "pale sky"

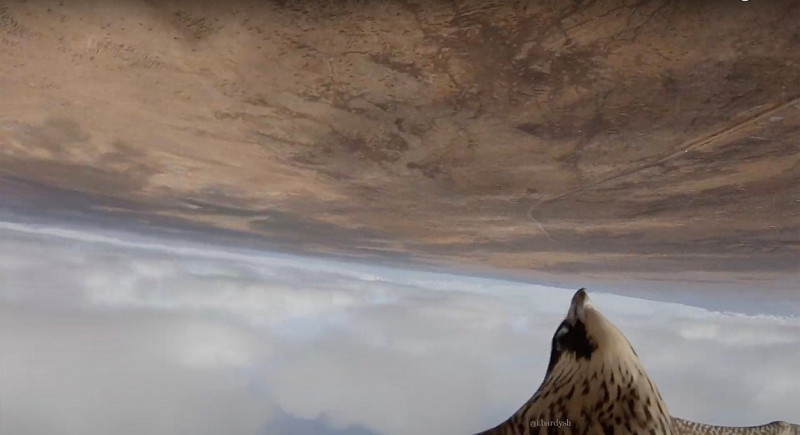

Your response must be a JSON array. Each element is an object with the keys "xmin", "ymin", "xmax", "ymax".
[{"xmin": 1, "ymin": 221, "xmax": 798, "ymax": 435}]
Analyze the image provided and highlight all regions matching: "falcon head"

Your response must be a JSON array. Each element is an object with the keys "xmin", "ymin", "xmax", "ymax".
[{"xmin": 546, "ymin": 288, "xmax": 637, "ymax": 374}]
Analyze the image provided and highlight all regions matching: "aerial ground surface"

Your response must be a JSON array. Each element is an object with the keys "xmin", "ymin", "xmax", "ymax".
[{"xmin": 1, "ymin": 0, "xmax": 798, "ymax": 289}]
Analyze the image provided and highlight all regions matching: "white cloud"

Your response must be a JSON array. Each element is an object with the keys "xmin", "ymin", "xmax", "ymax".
[
  {"xmin": 0, "ymin": 222, "xmax": 798, "ymax": 435},
  {"xmin": 0, "ymin": 306, "xmax": 275, "ymax": 435}
]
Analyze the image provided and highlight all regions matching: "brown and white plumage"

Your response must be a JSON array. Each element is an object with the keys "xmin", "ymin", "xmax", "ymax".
[
  {"xmin": 474, "ymin": 289, "xmax": 800, "ymax": 435},
  {"xmin": 672, "ymin": 418, "xmax": 800, "ymax": 435},
  {"xmin": 476, "ymin": 288, "xmax": 673, "ymax": 434}
]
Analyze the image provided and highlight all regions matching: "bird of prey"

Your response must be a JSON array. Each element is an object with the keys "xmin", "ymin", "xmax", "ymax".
[{"xmin": 474, "ymin": 288, "xmax": 799, "ymax": 435}]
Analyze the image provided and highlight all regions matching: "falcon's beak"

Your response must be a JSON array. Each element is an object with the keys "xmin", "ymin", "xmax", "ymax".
[{"xmin": 567, "ymin": 288, "xmax": 592, "ymax": 322}]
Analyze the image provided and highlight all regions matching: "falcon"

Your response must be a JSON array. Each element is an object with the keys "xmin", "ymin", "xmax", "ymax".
[{"xmin": 475, "ymin": 289, "xmax": 799, "ymax": 435}]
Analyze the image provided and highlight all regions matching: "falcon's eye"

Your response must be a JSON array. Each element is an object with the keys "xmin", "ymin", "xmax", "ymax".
[{"xmin": 554, "ymin": 322, "xmax": 571, "ymax": 351}]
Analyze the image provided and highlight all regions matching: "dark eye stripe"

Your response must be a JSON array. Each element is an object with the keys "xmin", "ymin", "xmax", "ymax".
[{"xmin": 546, "ymin": 319, "xmax": 597, "ymax": 374}]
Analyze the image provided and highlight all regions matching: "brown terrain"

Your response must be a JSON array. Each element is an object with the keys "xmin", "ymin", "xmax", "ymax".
[{"xmin": 1, "ymin": 0, "xmax": 798, "ymax": 288}]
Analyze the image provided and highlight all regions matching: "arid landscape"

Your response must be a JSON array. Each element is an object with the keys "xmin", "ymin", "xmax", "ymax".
[
  {"xmin": 2, "ymin": 2, "xmax": 800, "ymax": 434},
  {"xmin": 1, "ymin": 0, "xmax": 798, "ymax": 288}
]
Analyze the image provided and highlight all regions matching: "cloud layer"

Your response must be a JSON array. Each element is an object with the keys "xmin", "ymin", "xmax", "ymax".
[{"xmin": 1, "ymin": 222, "xmax": 798, "ymax": 434}]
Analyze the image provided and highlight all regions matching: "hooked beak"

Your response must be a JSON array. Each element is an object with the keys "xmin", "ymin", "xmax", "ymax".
[{"xmin": 567, "ymin": 288, "xmax": 592, "ymax": 322}]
